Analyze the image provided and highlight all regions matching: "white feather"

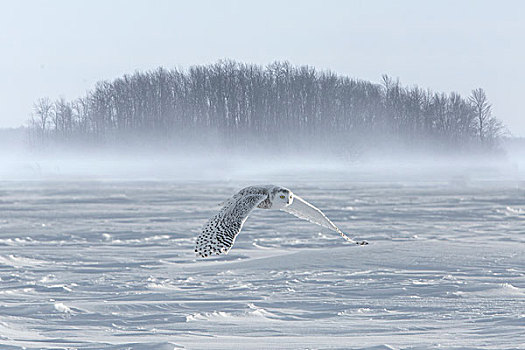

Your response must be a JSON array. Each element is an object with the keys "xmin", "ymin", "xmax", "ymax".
[{"xmin": 281, "ymin": 195, "xmax": 365, "ymax": 244}]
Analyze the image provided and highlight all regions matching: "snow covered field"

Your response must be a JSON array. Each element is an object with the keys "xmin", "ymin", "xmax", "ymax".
[{"xmin": 0, "ymin": 178, "xmax": 523, "ymax": 349}]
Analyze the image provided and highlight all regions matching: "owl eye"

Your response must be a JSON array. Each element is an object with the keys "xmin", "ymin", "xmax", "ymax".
[{"xmin": 279, "ymin": 195, "xmax": 285, "ymax": 199}]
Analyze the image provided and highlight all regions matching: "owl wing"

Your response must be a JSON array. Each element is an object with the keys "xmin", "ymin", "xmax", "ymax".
[
  {"xmin": 281, "ymin": 195, "xmax": 367, "ymax": 245},
  {"xmin": 196, "ymin": 193, "xmax": 267, "ymax": 257}
]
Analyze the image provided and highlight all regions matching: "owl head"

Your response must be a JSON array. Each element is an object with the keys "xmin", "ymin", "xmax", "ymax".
[{"xmin": 271, "ymin": 187, "xmax": 293, "ymax": 209}]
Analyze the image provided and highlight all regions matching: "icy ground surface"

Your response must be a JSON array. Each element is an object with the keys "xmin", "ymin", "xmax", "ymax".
[{"xmin": 0, "ymin": 180, "xmax": 523, "ymax": 349}]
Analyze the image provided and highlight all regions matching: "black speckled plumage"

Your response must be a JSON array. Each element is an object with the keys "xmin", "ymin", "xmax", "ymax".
[{"xmin": 195, "ymin": 186, "xmax": 274, "ymax": 257}]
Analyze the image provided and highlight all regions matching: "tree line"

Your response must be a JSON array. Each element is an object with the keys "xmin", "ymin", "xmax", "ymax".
[{"xmin": 29, "ymin": 60, "xmax": 504, "ymax": 154}]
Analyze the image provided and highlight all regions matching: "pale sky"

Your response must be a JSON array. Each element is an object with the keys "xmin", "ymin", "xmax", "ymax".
[{"xmin": 1, "ymin": 0, "xmax": 524, "ymax": 135}]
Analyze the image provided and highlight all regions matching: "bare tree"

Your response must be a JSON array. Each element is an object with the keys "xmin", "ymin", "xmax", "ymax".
[
  {"xmin": 32, "ymin": 97, "xmax": 53, "ymax": 132},
  {"xmin": 469, "ymin": 88, "xmax": 492, "ymax": 143}
]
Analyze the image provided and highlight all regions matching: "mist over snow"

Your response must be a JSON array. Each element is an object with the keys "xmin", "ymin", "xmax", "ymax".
[
  {"xmin": 1, "ymin": 128, "xmax": 524, "ymax": 185},
  {"xmin": 1, "ymin": 129, "xmax": 524, "ymax": 185}
]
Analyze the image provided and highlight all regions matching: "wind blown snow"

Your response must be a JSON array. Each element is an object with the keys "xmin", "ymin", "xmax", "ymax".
[{"xmin": 0, "ymin": 178, "xmax": 523, "ymax": 349}]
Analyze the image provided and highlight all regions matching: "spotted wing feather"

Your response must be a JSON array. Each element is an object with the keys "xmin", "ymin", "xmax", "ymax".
[{"xmin": 196, "ymin": 193, "xmax": 267, "ymax": 257}]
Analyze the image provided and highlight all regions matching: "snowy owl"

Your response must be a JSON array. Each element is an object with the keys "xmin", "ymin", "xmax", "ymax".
[{"xmin": 195, "ymin": 185, "xmax": 367, "ymax": 257}]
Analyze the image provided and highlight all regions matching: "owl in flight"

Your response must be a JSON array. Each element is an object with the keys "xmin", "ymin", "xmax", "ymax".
[{"xmin": 195, "ymin": 185, "xmax": 367, "ymax": 258}]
